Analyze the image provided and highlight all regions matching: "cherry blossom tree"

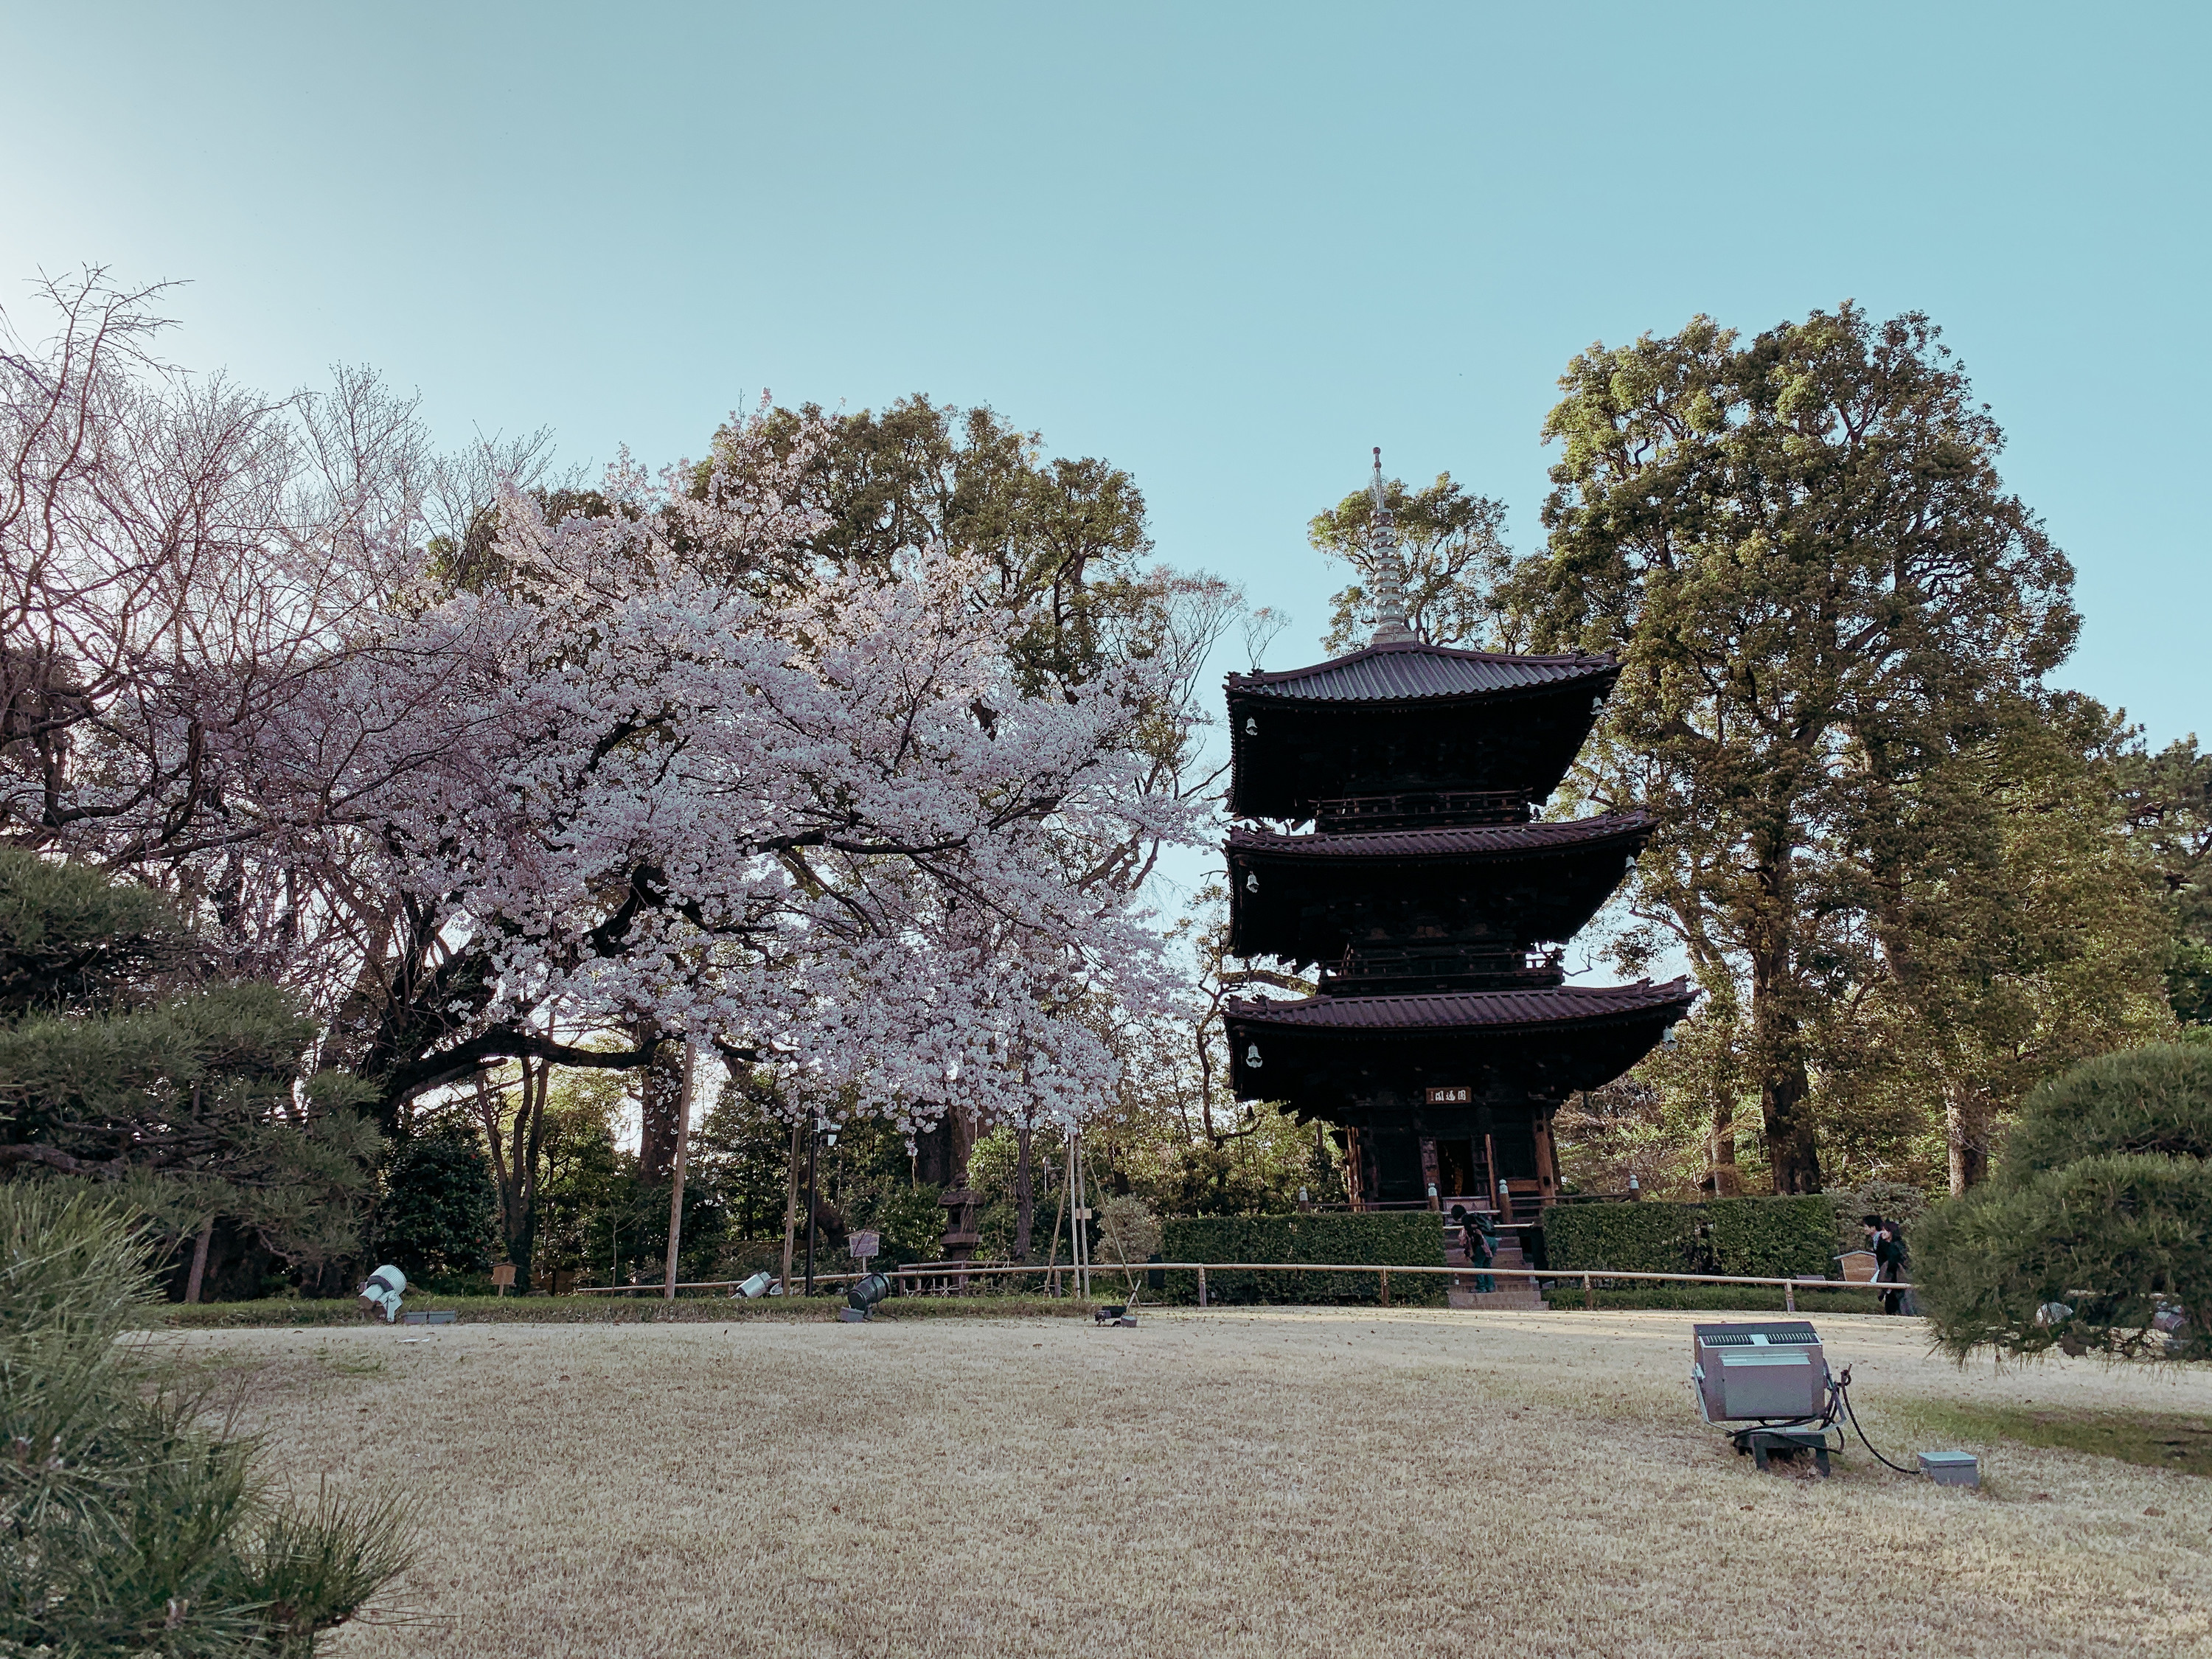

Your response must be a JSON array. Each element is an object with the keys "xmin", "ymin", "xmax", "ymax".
[{"xmin": 4, "ymin": 275, "xmax": 1214, "ymax": 1265}]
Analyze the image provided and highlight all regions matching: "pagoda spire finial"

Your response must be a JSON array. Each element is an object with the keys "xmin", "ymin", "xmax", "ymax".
[{"xmin": 1366, "ymin": 446, "xmax": 1416, "ymax": 646}]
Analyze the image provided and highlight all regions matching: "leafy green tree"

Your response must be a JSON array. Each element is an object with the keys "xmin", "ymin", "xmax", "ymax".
[
  {"xmin": 1917, "ymin": 1043, "xmax": 2212, "ymax": 1360},
  {"xmin": 0, "ymin": 850, "xmax": 378, "ymax": 1287},
  {"xmin": 2118, "ymin": 737, "xmax": 2212, "ymax": 1026},
  {"xmin": 372, "ymin": 1113, "xmax": 496, "ymax": 1285},
  {"xmin": 1307, "ymin": 470, "xmax": 1522, "ymax": 654},
  {"xmin": 1826, "ymin": 700, "xmax": 2171, "ymax": 1190},
  {"xmin": 1, "ymin": 1183, "xmax": 412, "ymax": 1654},
  {"xmin": 1523, "ymin": 303, "xmax": 2104, "ymax": 1192}
]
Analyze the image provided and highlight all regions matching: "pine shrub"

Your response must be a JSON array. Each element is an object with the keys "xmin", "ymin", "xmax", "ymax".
[
  {"xmin": 1, "ymin": 1184, "xmax": 414, "ymax": 1654},
  {"xmin": 1918, "ymin": 1043, "xmax": 2212, "ymax": 1360}
]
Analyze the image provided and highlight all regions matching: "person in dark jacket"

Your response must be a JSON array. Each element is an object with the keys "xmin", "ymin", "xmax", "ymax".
[
  {"xmin": 1469, "ymin": 1209, "xmax": 1497, "ymax": 1293},
  {"xmin": 1863, "ymin": 1215, "xmax": 1908, "ymax": 1315}
]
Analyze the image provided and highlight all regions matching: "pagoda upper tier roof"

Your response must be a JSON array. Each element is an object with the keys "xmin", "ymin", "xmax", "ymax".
[
  {"xmin": 1227, "ymin": 810, "xmax": 1652, "ymax": 863},
  {"xmin": 1225, "ymin": 641, "xmax": 1621, "ymax": 819},
  {"xmin": 1225, "ymin": 639, "xmax": 1616, "ymax": 705},
  {"xmin": 1222, "ymin": 978, "xmax": 1694, "ymax": 1034}
]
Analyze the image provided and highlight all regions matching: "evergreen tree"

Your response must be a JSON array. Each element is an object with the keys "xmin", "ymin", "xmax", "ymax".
[
  {"xmin": 373, "ymin": 1114, "xmax": 496, "ymax": 1285},
  {"xmin": 1917, "ymin": 1044, "xmax": 2212, "ymax": 1360},
  {"xmin": 0, "ymin": 1184, "xmax": 412, "ymax": 1652},
  {"xmin": 0, "ymin": 849, "xmax": 377, "ymax": 1284},
  {"xmin": 1521, "ymin": 303, "xmax": 2144, "ymax": 1193}
]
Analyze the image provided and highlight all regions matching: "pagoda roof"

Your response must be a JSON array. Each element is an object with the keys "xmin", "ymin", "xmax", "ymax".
[
  {"xmin": 1228, "ymin": 810, "xmax": 1652, "ymax": 863},
  {"xmin": 1222, "ymin": 978, "xmax": 1695, "ymax": 1034},
  {"xmin": 1226, "ymin": 640, "xmax": 1616, "ymax": 706}
]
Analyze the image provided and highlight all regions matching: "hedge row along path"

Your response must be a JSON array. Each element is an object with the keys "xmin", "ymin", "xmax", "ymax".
[{"xmin": 573, "ymin": 1262, "xmax": 1911, "ymax": 1312}]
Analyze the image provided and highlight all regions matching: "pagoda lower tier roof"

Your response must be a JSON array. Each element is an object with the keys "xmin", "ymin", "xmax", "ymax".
[
  {"xmin": 1227, "ymin": 810, "xmax": 1652, "ymax": 863},
  {"xmin": 1220, "ymin": 978, "xmax": 1697, "ymax": 1121},
  {"xmin": 1225, "ymin": 640, "xmax": 1616, "ymax": 705},
  {"xmin": 1223, "ymin": 978, "xmax": 1694, "ymax": 1033}
]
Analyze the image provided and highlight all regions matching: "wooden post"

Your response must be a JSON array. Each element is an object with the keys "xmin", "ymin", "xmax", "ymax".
[
  {"xmin": 1583, "ymin": 1272, "xmax": 1593, "ymax": 1310},
  {"xmin": 778, "ymin": 1120, "xmax": 801, "ymax": 1296},
  {"xmin": 1197, "ymin": 1265, "xmax": 1208, "ymax": 1309},
  {"xmin": 663, "ymin": 1039, "xmax": 696, "ymax": 1301},
  {"xmin": 184, "ymin": 1215, "xmax": 213, "ymax": 1305},
  {"xmin": 1785, "ymin": 1279, "xmax": 1797, "ymax": 1313},
  {"xmin": 1380, "ymin": 1267, "xmax": 1391, "ymax": 1307},
  {"xmin": 1040, "ymin": 1139, "xmax": 1069, "ymax": 1298}
]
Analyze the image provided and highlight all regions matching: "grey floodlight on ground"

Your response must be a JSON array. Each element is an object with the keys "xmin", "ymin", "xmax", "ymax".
[
  {"xmin": 1691, "ymin": 1321, "xmax": 1836, "ymax": 1474},
  {"xmin": 731, "ymin": 1270, "xmax": 774, "ymax": 1299},
  {"xmin": 1691, "ymin": 1320, "xmax": 1977, "ymax": 1483},
  {"xmin": 840, "ymin": 1272, "xmax": 891, "ymax": 1321}
]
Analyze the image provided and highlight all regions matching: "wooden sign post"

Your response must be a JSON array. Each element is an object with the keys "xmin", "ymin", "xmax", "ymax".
[
  {"xmin": 491, "ymin": 1263, "xmax": 517, "ymax": 1297},
  {"xmin": 849, "ymin": 1230, "xmax": 880, "ymax": 1262}
]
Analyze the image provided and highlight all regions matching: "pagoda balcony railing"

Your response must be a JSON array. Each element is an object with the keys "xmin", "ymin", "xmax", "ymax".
[
  {"xmin": 1312, "ymin": 789, "xmax": 1534, "ymax": 831},
  {"xmin": 1318, "ymin": 945, "xmax": 1565, "ymax": 995}
]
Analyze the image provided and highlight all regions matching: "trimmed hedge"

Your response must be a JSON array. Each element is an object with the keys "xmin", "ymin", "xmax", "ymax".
[
  {"xmin": 152, "ymin": 1293, "xmax": 1105, "ymax": 1328},
  {"xmin": 1545, "ymin": 1195, "xmax": 1839, "ymax": 1280},
  {"xmin": 1155, "ymin": 1213, "xmax": 1447, "ymax": 1307},
  {"xmin": 1540, "ymin": 1202, "xmax": 1701, "ymax": 1275}
]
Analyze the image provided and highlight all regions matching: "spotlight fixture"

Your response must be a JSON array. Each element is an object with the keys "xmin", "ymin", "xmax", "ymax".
[
  {"xmin": 358, "ymin": 1265, "xmax": 407, "ymax": 1323},
  {"xmin": 840, "ymin": 1271, "xmax": 892, "ymax": 1322},
  {"xmin": 731, "ymin": 1270, "xmax": 774, "ymax": 1299}
]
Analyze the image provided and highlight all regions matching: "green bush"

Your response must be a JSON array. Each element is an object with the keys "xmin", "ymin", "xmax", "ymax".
[
  {"xmin": 1545, "ymin": 1195, "xmax": 1840, "ymax": 1279},
  {"xmin": 1705, "ymin": 1195, "xmax": 1837, "ymax": 1278},
  {"xmin": 1155, "ymin": 1213, "xmax": 1446, "ymax": 1306},
  {"xmin": 1996, "ymin": 1043, "xmax": 2212, "ymax": 1179},
  {"xmin": 375, "ymin": 1115, "xmax": 497, "ymax": 1284},
  {"xmin": 1543, "ymin": 1201, "xmax": 1703, "ymax": 1274},
  {"xmin": 1918, "ymin": 1044, "xmax": 2212, "ymax": 1362},
  {"xmin": 1, "ymin": 1184, "xmax": 414, "ymax": 1654}
]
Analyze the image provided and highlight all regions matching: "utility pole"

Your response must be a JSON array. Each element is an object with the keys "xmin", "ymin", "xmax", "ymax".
[{"xmin": 662, "ymin": 1039, "xmax": 697, "ymax": 1301}]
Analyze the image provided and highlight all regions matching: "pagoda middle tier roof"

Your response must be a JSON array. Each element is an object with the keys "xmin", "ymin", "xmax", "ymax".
[
  {"xmin": 1225, "ymin": 639, "xmax": 1616, "ymax": 705},
  {"xmin": 1222, "ymin": 978, "xmax": 1694, "ymax": 1034},
  {"xmin": 1227, "ymin": 810, "xmax": 1652, "ymax": 863}
]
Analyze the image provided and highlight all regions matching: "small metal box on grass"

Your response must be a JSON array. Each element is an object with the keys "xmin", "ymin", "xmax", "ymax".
[
  {"xmin": 400, "ymin": 1310, "xmax": 456, "ymax": 1326},
  {"xmin": 1919, "ymin": 1450, "xmax": 1979, "ymax": 1487}
]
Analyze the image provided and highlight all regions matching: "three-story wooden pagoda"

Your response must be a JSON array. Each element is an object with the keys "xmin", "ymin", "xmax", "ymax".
[{"xmin": 1220, "ymin": 453, "xmax": 1694, "ymax": 1224}]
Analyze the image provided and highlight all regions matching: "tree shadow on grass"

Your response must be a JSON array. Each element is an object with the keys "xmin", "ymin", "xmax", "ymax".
[{"xmin": 1899, "ymin": 1402, "xmax": 2212, "ymax": 1476}]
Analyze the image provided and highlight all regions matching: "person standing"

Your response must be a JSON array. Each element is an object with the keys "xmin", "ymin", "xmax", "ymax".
[{"xmin": 1864, "ymin": 1215, "xmax": 1907, "ymax": 1315}]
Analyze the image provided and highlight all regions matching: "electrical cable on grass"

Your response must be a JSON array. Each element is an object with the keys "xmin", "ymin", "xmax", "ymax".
[{"xmin": 1832, "ymin": 1367, "xmax": 1919, "ymax": 1475}]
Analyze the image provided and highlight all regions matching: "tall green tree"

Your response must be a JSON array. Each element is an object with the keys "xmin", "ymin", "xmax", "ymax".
[
  {"xmin": 373, "ymin": 1111, "xmax": 496, "ymax": 1285},
  {"xmin": 1524, "ymin": 304, "xmax": 2103, "ymax": 1192},
  {"xmin": 2118, "ymin": 737, "xmax": 2212, "ymax": 1027}
]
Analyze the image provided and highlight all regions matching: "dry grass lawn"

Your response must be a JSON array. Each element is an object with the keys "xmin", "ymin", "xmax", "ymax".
[{"xmin": 160, "ymin": 1308, "xmax": 2212, "ymax": 1658}]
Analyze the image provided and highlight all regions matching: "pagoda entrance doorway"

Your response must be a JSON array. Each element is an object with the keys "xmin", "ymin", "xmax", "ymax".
[{"xmin": 1436, "ymin": 1138, "xmax": 1478, "ymax": 1203}]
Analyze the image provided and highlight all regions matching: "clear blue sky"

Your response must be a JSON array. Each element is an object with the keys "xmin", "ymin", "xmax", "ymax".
[{"xmin": 4, "ymin": 2, "xmax": 2205, "ymax": 753}]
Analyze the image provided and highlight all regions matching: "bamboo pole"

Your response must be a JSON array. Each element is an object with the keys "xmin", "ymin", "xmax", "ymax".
[{"xmin": 663, "ymin": 1040, "xmax": 696, "ymax": 1301}]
